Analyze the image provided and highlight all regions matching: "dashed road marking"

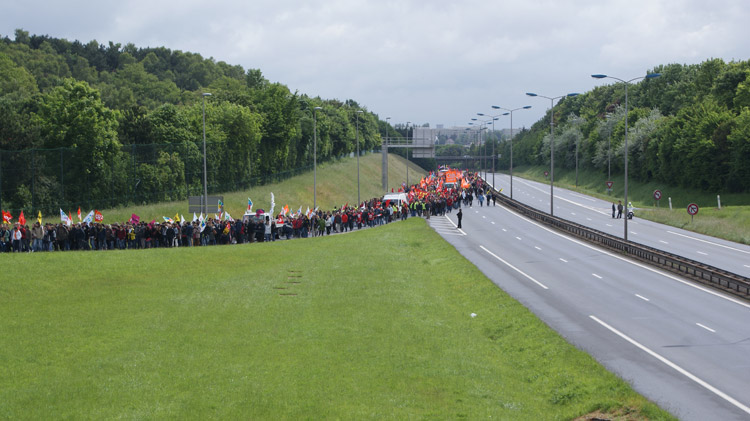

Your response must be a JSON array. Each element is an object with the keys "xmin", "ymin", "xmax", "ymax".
[
  {"xmin": 534, "ymin": 246, "xmax": 542, "ymax": 251},
  {"xmin": 559, "ymin": 258, "xmax": 568, "ymax": 263},
  {"xmin": 697, "ymin": 251, "xmax": 708, "ymax": 255},
  {"xmin": 696, "ymin": 323, "xmax": 716, "ymax": 333},
  {"xmin": 592, "ymin": 273, "xmax": 602, "ymax": 279},
  {"xmin": 635, "ymin": 294, "xmax": 650, "ymax": 302},
  {"xmin": 589, "ymin": 315, "xmax": 750, "ymax": 415},
  {"xmin": 515, "ymin": 236, "xmax": 522, "ymax": 241}
]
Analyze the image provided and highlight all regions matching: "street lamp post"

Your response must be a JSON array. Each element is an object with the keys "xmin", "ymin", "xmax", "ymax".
[
  {"xmin": 405, "ymin": 121, "xmax": 411, "ymax": 190},
  {"xmin": 591, "ymin": 72, "xmax": 661, "ymax": 241},
  {"xmin": 486, "ymin": 105, "xmax": 531, "ymax": 199},
  {"xmin": 478, "ymin": 112, "xmax": 510, "ymax": 189},
  {"xmin": 383, "ymin": 117, "xmax": 390, "ymax": 192},
  {"xmin": 201, "ymin": 92, "xmax": 212, "ymax": 216},
  {"xmin": 313, "ymin": 106, "xmax": 322, "ymax": 211},
  {"xmin": 526, "ymin": 92, "xmax": 579, "ymax": 216},
  {"xmin": 355, "ymin": 110, "xmax": 363, "ymax": 206}
]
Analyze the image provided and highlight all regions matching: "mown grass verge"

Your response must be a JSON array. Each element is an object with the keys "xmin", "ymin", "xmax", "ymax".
[
  {"xmin": 0, "ymin": 218, "xmax": 672, "ymax": 419},
  {"xmin": 511, "ymin": 166, "xmax": 750, "ymax": 245}
]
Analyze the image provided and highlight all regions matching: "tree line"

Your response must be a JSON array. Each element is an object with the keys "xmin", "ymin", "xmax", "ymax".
[
  {"xmin": 507, "ymin": 58, "xmax": 750, "ymax": 193},
  {"xmin": 0, "ymin": 30, "xmax": 389, "ymax": 213}
]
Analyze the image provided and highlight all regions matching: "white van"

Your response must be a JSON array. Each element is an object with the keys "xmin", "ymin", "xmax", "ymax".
[{"xmin": 382, "ymin": 192, "xmax": 409, "ymax": 207}]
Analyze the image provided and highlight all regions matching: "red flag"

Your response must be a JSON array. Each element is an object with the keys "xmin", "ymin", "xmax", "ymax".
[
  {"xmin": 18, "ymin": 210, "xmax": 26, "ymax": 225},
  {"xmin": 77, "ymin": 206, "xmax": 81, "ymax": 221},
  {"xmin": 2, "ymin": 210, "xmax": 11, "ymax": 223},
  {"xmin": 94, "ymin": 210, "xmax": 103, "ymax": 222},
  {"xmin": 391, "ymin": 188, "xmax": 394, "ymax": 192}
]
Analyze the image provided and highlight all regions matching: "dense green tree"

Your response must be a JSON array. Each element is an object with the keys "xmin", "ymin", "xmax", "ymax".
[{"xmin": 35, "ymin": 78, "xmax": 122, "ymax": 207}]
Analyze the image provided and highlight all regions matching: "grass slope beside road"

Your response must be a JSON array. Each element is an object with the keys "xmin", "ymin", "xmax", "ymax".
[
  {"xmin": 99, "ymin": 153, "xmax": 425, "ymax": 223},
  {"xmin": 510, "ymin": 166, "xmax": 750, "ymax": 245},
  {"xmin": 0, "ymin": 219, "xmax": 672, "ymax": 419}
]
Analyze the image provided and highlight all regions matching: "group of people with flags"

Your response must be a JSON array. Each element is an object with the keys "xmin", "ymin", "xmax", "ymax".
[{"xmin": 0, "ymin": 169, "xmax": 488, "ymax": 253}]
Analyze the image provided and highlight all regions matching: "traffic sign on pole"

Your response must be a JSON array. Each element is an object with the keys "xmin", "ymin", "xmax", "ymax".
[
  {"xmin": 653, "ymin": 190, "xmax": 662, "ymax": 200},
  {"xmin": 544, "ymin": 171, "xmax": 549, "ymax": 177},
  {"xmin": 687, "ymin": 203, "xmax": 699, "ymax": 223},
  {"xmin": 606, "ymin": 181, "xmax": 613, "ymax": 189}
]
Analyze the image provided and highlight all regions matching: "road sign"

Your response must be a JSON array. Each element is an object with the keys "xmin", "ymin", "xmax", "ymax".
[
  {"xmin": 653, "ymin": 190, "xmax": 662, "ymax": 200},
  {"xmin": 544, "ymin": 171, "xmax": 549, "ymax": 177},
  {"xmin": 606, "ymin": 181, "xmax": 614, "ymax": 189},
  {"xmin": 687, "ymin": 203, "xmax": 699, "ymax": 216}
]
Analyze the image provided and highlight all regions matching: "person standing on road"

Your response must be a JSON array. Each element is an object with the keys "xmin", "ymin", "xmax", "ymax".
[
  {"xmin": 612, "ymin": 202, "xmax": 616, "ymax": 218},
  {"xmin": 457, "ymin": 208, "xmax": 463, "ymax": 229},
  {"xmin": 617, "ymin": 201, "xmax": 623, "ymax": 219}
]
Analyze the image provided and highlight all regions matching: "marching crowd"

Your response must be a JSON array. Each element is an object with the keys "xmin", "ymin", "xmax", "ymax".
[{"xmin": 0, "ymin": 171, "xmax": 491, "ymax": 253}]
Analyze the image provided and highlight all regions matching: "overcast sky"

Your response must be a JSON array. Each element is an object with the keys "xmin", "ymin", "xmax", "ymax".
[{"xmin": 3, "ymin": 0, "xmax": 749, "ymax": 129}]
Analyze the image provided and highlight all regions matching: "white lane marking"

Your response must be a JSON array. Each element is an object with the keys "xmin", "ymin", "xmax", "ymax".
[
  {"xmin": 515, "ymin": 236, "xmax": 522, "ymax": 241},
  {"xmin": 606, "ymin": 224, "xmax": 613, "ymax": 227},
  {"xmin": 491, "ymin": 221, "xmax": 495, "ymax": 225},
  {"xmin": 592, "ymin": 273, "xmax": 602, "ymax": 279},
  {"xmin": 631, "ymin": 231, "xmax": 638, "ymax": 235},
  {"xmin": 534, "ymin": 246, "xmax": 542, "ymax": 251},
  {"xmin": 480, "ymin": 245, "xmax": 549, "ymax": 289},
  {"xmin": 571, "ymin": 212, "xmax": 577, "ymax": 216},
  {"xmin": 515, "ymin": 178, "xmax": 608, "ymax": 215},
  {"xmin": 559, "ymin": 258, "xmax": 568, "ymax": 263},
  {"xmin": 502, "ymin": 228, "xmax": 507, "ymax": 232},
  {"xmin": 667, "ymin": 230, "xmax": 750, "ymax": 254},
  {"xmin": 696, "ymin": 323, "xmax": 716, "ymax": 333},
  {"xmin": 660, "ymin": 240, "xmax": 669, "ymax": 244},
  {"xmin": 635, "ymin": 294, "xmax": 650, "ymax": 302},
  {"xmin": 437, "ymin": 215, "xmax": 466, "ymax": 236},
  {"xmin": 745, "ymin": 265, "xmax": 750, "ymax": 268},
  {"xmin": 696, "ymin": 251, "xmax": 708, "ymax": 256},
  {"xmin": 500, "ymin": 206, "xmax": 750, "ymax": 309},
  {"xmin": 589, "ymin": 315, "xmax": 750, "ymax": 415},
  {"xmin": 570, "ymin": 192, "xmax": 597, "ymax": 202},
  {"xmin": 586, "ymin": 218, "xmax": 592, "ymax": 221}
]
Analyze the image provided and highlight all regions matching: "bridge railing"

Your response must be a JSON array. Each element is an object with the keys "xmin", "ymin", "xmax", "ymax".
[{"xmin": 487, "ymin": 182, "xmax": 750, "ymax": 299}]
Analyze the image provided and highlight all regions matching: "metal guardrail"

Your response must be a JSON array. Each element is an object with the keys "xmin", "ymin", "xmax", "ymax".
[{"xmin": 488, "ymin": 186, "xmax": 750, "ymax": 299}]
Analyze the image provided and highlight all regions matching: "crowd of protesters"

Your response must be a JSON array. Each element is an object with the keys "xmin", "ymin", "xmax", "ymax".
[{"xmin": 0, "ymin": 171, "xmax": 491, "ymax": 253}]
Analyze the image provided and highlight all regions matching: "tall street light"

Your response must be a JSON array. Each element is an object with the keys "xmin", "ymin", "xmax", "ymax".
[
  {"xmin": 355, "ymin": 110, "xmax": 363, "ymax": 206},
  {"xmin": 478, "ymin": 112, "xmax": 509, "ymax": 189},
  {"xmin": 487, "ymin": 105, "xmax": 531, "ymax": 199},
  {"xmin": 405, "ymin": 121, "xmax": 411, "ymax": 190},
  {"xmin": 591, "ymin": 72, "xmax": 661, "ymax": 241},
  {"xmin": 383, "ymin": 117, "xmax": 390, "ymax": 192},
  {"xmin": 526, "ymin": 92, "xmax": 579, "ymax": 216},
  {"xmin": 201, "ymin": 92, "xmax": 212, "ymax": 216},
  {"xmin": 313, "ymin": 106, "xmax": 322, "ymax": 211}
]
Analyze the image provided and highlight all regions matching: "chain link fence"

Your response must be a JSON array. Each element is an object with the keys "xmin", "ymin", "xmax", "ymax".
[{"xmin": 0, "ymin": 142, "xmax": 367, "ymax": 215}]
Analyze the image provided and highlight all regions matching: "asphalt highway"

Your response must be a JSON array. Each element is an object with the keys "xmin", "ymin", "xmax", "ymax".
[
  {"xmin": 427, "ymin": 199, "xmax": 750, "ymax": 420},
  {"xmin": 486, "ymin": 173, "xmax": 750, "ymax": 278}
]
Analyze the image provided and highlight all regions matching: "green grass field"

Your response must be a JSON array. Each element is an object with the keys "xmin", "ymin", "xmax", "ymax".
[
  {"xmin": 0, "ymin": 219, "xmax": 672, "ymax": 419},
  {"xmin": 95, "ymin": 153, "xmax": 426, "ymax": 223},
  {"xmin": 511, "ymin": 166, "xmax": 750, "ymax": 245}
]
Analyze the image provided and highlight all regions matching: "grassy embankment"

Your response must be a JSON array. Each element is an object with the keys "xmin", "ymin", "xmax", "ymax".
[
  {"xmin": 0, "ymin": 218, "xmax": 673, "ymax": 419},
  {"xmin": 89, "ymin": 152, "xmax": 426, "ymax": 223},
  {"xmin": 511, "ymin": 166, "xmax": 750, "ymax": 245}
]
